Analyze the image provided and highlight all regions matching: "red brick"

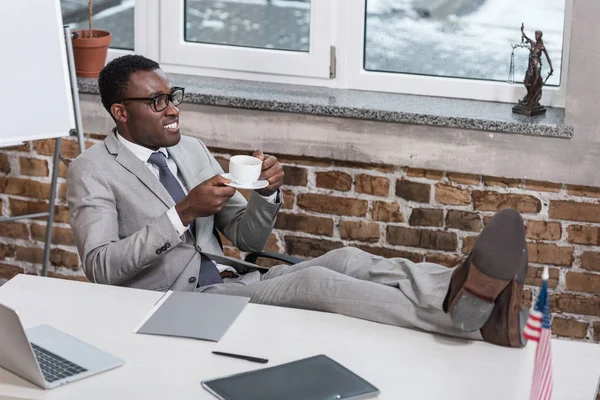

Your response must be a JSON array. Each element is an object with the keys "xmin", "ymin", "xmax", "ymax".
[
  {"xmin": 526, "ymin": 221, "xmax": 562, "ymax": 241},
  {"xmin": 435, "ymin": 184, "xmax": 470, "ymax": 205},
  {"xmin": 387, "ymin": 227, "xmax": 457, "ymax": 251},
  {"xmin": 527, "ymin": 243, "xmax": 573, "ymax": 266},
  {"xmin": 461, "ymin": 236, "xmax": 478, "ymax": 254},
  {"xmin": 297, "ymin": 194, "xmax": 368, "ymax": 217},
  {"xmin": 406, "ymin": 168, "xmax": 443, "ymax": 180},
  {"xmin": 316, "ymin": 171, "xmax": 352, "ymax": 191},
  {"xmin": 551, "ymin": 317, "xmax": 589, "ymax": 339},
  {"xmin": 282, "ymin": 166, "xmax": 308, "ymax": 186},
  {"xmin": 472, "ymin": 191, "xmax": 541, "ymax": 213},
  {"xmin": 333, "ymin": 160, "xmax": 395, "ymax": 174},
  {"xmin": 525, "ymin": 266, "xmax": 560, "ymax": 288},
  {"xmin": 0, "ymin": 263, "xmax": 23, "ymax": 280},
  {"xmin": 30, "ymin": 224, "xmax": 75, "ymax": 246},
  {"xmin": 594, "ymin": 321, "xmax": 600, "ymax": 342},
  {"xmin": 446, "ymin": 210, "xmax": 482, "ymax": 232},
  {"xmin": 551, "ymin": 293, "xmax": 600, "ymax": 317},
  {"xmin": 581, "ymin": 252, "xmax": 600, "ymax": 272},
  {"xmin": 47, "ymin": 272, "xmax": 89, "ymax": 282},
  {"xmin": 549, "ymin": 201, "xmax": 600, "ymax": 223},
  {"xmin": 483, "ymin": 176, "xmax": 520, "ymax": 188},
  {"xmin": 409, "ymin": 208, "xmax": 443, "ymax": 227},
  {"xmin": 284, "ymin": 236, "xmax": 343, "ymax": 258},
  {"xmin": 16, "ymin": 246, "xmax": 80, "ymax": 270},
  {"xmin": 425, "ymin": 253, "xmax": 461, "ymax": 267},
  {"xmin": 0, "ymin": 244, "xmax": 16, "ymax": 259},
  {"xmin": 396, "ymin": 180, "xmax": 430, "ymax": 203},
  {"xmin": 339, "ymin": 221, "xmax": 380, "ymax": 242},
  {"xmin": 566, "ymin": 271, "xmax": 600, "ymax": 295},
  {"xmin": 567, "ymin": 225, "xmax": 600, "ymax": 245},
  {"xmin": 264, "ymin": 234, "xmax": 280, "ymax": 253},
  {"xmin": 86, "ymin": 133, "xmax": 107, "ymax": 141},
  {"xmin": 522, "ymin": 288, "xmax": 533, "ymax": 308},
  {"xmin": 19, "ymin": 157, "xmax": 49, "ymax": 177},
  {"xmin": 524, "ymin": 179, "xmax": 562, "ymax": 192},
  {"xmin": 0, "ymin": 154, "xmax": 9, "ymax": 173},
  {"xmin": 355, "ymin": 174, "xmax": 389, "ymax": 197},
  {"xmin": 447, "ymin": 173, "xmax": 480, "ymax": 185},
  {"xmin": 0, "ymin": 222, "xmax": 29, "ymax": 240},
  {"xmin": 10, "ymin": 199, "xmax": 70, "ymax": 223},
  {"xmin": 33, "ymin": 138, "xmax": 92, "ymax": 160},
  {"xmin": 567, "ymin": 185, "xmax": 600, "ymax": 198},
  {"xmin": 223, "ymin": 247, "xmax": 241, "ymax": 259},
  {"xmin": 58, "ymin": 159, "xmax": 70, "ymax": 178},
  {"xmin": 275, "ymin": 154, "xmax": 330, "ymax": 167},
  {"xmin": 372, "ymin": 201, "xmax": 404, "ymax": 222},
  {"xmin": 281, "ymin": 189, "xmax": 294, "ymax": 209},
  {"xmin": 357, "ymin": 245, "xmax": 423, "ymax": 263},
  {"xmin": 0, "ymin": 177, "xmax": 51, "ymax": 199},
  {"xmin": 275, "ymin": 213, "xmax": 334, "ymax": 236}
]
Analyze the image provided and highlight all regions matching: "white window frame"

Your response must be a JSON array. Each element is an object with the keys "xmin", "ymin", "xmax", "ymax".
[
  {"xmin": 343, "ymin": 0, "xmax": 573, "ymax": 107},
  {"xmin": 102, "ymin": 0, "xmax": 572, "ymax": 108},
  {"xmin": 158, "ymin": 0, "xmax": 333, "ymax": 79}
]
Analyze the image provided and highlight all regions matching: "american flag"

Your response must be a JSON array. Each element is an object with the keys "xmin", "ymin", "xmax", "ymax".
[{"xmin": 522, "ymin": 266, "xmax": 553, "ymax": 400}]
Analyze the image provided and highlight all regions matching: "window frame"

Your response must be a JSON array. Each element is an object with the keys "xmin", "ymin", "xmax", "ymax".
[
  {"xmin": 102, "ymin": 0, "xmax": 573, "ymax": 108},
  {"xmin": 157, "ymin": 0, "xmax": 333, "ymax": 79},
  {"xmin": 343, "ymin": 0, "xmax": 573, "ymax": 107}
]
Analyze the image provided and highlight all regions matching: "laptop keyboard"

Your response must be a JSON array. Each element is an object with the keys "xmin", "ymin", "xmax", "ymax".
[{"xmin": 31, "ymin": 343, "xmax": 88, "ymax": 383}]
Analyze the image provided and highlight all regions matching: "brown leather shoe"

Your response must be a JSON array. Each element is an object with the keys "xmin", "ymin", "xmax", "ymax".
[{"xmin": 443, "ymin": 208, "xmax": 529, "ymax": 347}]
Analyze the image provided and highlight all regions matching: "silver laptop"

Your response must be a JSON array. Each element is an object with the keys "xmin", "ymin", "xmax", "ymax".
[{"xmin": 0, "ymin": 303, "xmax": 124, "ymax": 389}]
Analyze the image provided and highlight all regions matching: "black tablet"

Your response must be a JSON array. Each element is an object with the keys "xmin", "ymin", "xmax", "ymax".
[{"xmin": 202, "ymin": 354, "xmax": 380, "ymax": 400}]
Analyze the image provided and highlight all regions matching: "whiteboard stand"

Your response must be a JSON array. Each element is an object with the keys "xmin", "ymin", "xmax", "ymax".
[{"xmin": 0, "ymin": 26, "xmax": 85, "ymax": 276}]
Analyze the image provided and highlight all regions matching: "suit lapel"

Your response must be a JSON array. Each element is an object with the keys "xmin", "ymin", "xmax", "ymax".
[{"xmin": 105, "ymin": 132, "xmax": 174, "ymax": 208}]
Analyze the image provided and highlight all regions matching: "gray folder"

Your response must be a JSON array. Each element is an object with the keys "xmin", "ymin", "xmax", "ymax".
[{"xmin": 134, "ymin": 291, "xmax": 249, "ymax": 342}]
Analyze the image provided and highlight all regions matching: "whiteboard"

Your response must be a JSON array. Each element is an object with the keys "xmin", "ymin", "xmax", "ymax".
[{"xmin": 0, "ymin": 0, "xmax": 76, "ymax": 147}]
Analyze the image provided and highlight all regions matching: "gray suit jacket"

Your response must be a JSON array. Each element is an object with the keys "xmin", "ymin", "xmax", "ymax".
[{"xmin": 67, "ymin": 132, "xmax": 281, "ymax": 291}]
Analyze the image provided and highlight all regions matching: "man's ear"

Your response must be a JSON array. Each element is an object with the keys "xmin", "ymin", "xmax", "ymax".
[{"xmin": 110, "ymin": 103, "xmax": 128, "ymax": 124}]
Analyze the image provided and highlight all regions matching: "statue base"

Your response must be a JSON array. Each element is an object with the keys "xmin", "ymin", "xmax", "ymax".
[{"xmin": 512, "ymin": 104, "xmax": 546, "ymax": 116}]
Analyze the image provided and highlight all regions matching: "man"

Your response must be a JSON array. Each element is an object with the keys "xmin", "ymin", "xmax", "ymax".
[{"xmin": 68, "ymin": 55, "xmax": 530, "ymax": 348}]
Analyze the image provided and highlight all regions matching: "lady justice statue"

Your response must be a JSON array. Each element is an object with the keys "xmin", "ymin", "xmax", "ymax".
[{"xmin": 511, "ymin": 23, "xmax": 554, "ymax": 116}]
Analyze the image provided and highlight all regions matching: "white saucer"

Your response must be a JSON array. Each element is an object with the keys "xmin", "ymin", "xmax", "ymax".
[{"xmin": 221, "ymin": 173, "xmax": 269, "ymax": 190}]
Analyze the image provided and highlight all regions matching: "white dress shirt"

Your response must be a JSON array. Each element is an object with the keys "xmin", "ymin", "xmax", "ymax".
[{"xmin": 116, "ymin": 133, "xmax": 278, "ymax": 274}]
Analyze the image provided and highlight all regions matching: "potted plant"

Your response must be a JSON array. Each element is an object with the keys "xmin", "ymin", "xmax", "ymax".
[{"xmin": 71, "ymin": 0, "xmax": 111, "ymax": 78}]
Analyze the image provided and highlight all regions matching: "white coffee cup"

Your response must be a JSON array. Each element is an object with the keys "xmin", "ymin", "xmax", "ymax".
[{"xmin": 229, "ymin": 155, "xmax": 262, "ymax": 185}]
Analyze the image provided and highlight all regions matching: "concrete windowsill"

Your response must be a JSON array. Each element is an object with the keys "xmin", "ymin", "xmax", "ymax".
[{"xmin": 78, "ymin": 74, "xmax": 573, "ymax": 139}]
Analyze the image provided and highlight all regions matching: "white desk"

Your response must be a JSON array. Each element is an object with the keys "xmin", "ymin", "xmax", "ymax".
[{"xmin": 0, "ymin": 274, "xmax": 598, "ymax": 400}]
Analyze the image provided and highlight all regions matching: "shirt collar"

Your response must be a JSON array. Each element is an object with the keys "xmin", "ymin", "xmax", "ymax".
[{"xmin": 115, "ymin": 130, "xmax": 168, "ymax": 163}]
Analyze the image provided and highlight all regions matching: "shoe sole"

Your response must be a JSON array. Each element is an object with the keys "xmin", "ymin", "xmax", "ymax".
[{"xmin": 448, "ymin": 209, "xmax": 526, "ymax": 332}]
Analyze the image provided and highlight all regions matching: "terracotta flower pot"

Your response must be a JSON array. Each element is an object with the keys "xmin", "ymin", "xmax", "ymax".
[{"xmin": 71, "ymin": 30, "xmax": 112, "ymax": 78}]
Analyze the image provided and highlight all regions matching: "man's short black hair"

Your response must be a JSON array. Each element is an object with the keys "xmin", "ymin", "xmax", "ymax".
[{"xmin": 98, "ymin": 54, "xmax": 160, "ymax": 117}]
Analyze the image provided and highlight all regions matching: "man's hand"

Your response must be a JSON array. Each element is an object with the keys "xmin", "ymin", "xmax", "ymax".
[
  {"xmin": 253, "ymin": 149, "xmax": 284, "ymax": 197},
  {"xmin": 175, "ymin": 175, "xmax": 236, "ymax": 226}
]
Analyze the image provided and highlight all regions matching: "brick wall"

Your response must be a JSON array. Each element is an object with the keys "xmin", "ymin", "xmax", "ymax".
[{"xmin": 1, "ymin": 137, "xmax": 600, "ymax": 344}]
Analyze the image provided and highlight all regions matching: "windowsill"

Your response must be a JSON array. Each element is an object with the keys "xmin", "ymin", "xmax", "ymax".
[{"xmin": 78, "ymin": 74, "xmax": 573, "ymax": 139}]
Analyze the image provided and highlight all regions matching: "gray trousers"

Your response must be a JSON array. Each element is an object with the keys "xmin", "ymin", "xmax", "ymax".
[{"xmin": 198, "ymin": 247, "xmax": 481, "ymax": 339}]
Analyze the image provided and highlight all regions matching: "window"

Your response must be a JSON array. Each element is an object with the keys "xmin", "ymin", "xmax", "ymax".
[
  {"xmin": 160, "ymin": 0, "xmax": 332, "ymax": 78},
  {"xmin": 346, "ymin": 0, "xmax": 571, "ymax": 106},
  {"xmin": 59, "ymin": 0, "xmax": 573, "ymax": 107},
  {"xmin": 60, "ymin": 0, "xmax": 135, "ymax": 51}
]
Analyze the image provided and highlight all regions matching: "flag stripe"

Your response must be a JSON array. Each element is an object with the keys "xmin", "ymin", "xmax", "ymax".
[{"xmin": 527, "ymin": 279, "xmax": 553, "ymax": 400}]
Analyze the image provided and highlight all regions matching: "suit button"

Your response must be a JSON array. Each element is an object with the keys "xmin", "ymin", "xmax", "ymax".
[
  {"xmin": 155, "ymin": 249, "xmax": 161, "ymax": 255},
  {"xmin": 161, "ymin": 245, "xmax": 167, "ymax": 252},
  {"xmin": 188, "ymin": 277, "xmax": 197, "ymax": 284},
  {"xmin": 165, "ymin": 242, "xmax": 171, "ymax": 249}
]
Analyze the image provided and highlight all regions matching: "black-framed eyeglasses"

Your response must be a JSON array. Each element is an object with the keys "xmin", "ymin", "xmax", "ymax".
[{"xmin": 119, "ymin": 87, "xmax": 185, "ymax": 112}]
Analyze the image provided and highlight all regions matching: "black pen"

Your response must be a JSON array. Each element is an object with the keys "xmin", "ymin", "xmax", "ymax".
[{"xmin": 212, "ymin": 351, "xmax": 269, "ymax": 364}]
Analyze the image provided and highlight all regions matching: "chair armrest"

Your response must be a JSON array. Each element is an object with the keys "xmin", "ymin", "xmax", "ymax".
[{"xmin": 244, "ymin": 251, "xmax": 304, "ymax": 265}]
